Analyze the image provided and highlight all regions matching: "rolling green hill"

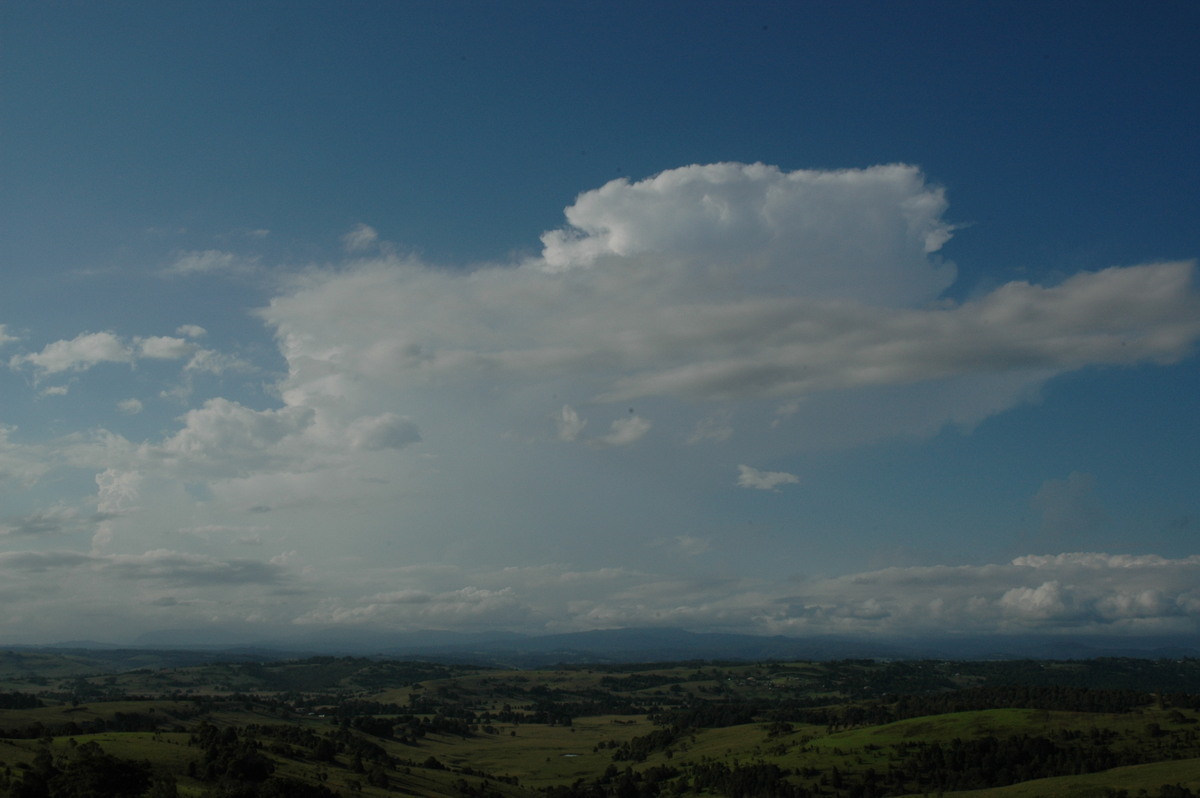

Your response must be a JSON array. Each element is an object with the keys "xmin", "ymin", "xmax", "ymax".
[{"xmin": 0, "ymin": 653, "xmax": 1198, "ymax": 797}]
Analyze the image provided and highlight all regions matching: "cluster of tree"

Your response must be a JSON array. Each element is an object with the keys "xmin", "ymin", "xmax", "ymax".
[
  {"xmin": 0, "ymin": 693, "xmax": 42, "ymax": 710},
  {"xmin": 0, "ymin": 740, "xmax": 169, "ymax": 798},
  {"xmin": 187, "ymin": 722, "xmax": 341, "ymax": 798}
]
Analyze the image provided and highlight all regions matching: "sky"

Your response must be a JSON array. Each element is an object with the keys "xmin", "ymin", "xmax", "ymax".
[{"xmin": 1, "ymin": 1, "xmax": 1199, "ymax": 646}]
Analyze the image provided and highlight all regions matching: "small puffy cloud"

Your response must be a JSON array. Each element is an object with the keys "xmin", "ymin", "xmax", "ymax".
[
  {"xmin": 0, "ymin": 325, "xmax": 17, "ymax": 347},
  {"xmin": 591, "ymin": 414, "xmax": 651, "ymax": 447},
  {"xmin": 116, "ymin": 398, "xmax": 144, "ymax": 415},
  {"xmin": 136, "ymin": 336, "xmax": 195, "ymax": 360},
  {"xmin": 161, "ymin": 249, "xmax": 259, "ymax": 277},
  {"xmin": 342, "ymin": 223, "xmax": 380, "ymax": 253},
  {"xmin": 11, "ymin": 331, "xmax": 132, "ymax": 374},
  {"xmin": 555, "ymin": 405, "xmax": 587, "ymax": 442},
  {"xmin": 183, "ymin": 348, "xmax": 255, "ymax": 375},
  {"xmin": 737, "ymin": 464, "xmax": 800, "ymax": 491},
  {"xmin": 177, "ymin": 324, "xmax": 207, "ymax": 338},
  {"xmin": 687, "ymin": 413, "xmax": 733, "ymax": 444}
]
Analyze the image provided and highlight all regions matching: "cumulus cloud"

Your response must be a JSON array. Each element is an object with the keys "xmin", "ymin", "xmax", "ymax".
[
  {"xmin": 8, "ymin": 330, "xmax": 252, "ymax": 384},
  {"xmin": 117, "ymin": 398, "xmax": 144, "ymax": 415},
  {"xmin": 539, "ymin": 162, "xmax": 956, "ymax": 306},
  {"xmin": 258, "ymin": 164, "xmax": 1199, "ymax": 461},
  {"xmin": 1, "ymin": 162, "xmax": 1196, "ymax": 643},
  {"xmin": 137, "ymin": 336, "xmax": 195, "ymax": 360},
  {"xmin": 737, "ymin": 464, "xmax": 800, "ymax": 490},
  {"xmin": 759, "ymin": 553, "xmax": 1200, "ymax": 636},
  {"xmin": 10, "ymin": 331, "xmax": 132, "ymax": 374}
]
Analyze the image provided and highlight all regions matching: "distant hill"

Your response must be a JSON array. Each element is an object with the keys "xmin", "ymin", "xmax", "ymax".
[{"xmin": 30, "ymin": 627, "xmax": 1182, "ymax": 668}]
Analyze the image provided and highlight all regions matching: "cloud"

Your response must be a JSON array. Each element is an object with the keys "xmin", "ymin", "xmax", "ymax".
[
  {"xmin": 346, "ymin": 412, "xmax": 421, "ymax": 451},
  {"xmin": 554, "ymin": 405, "xmax": 586, "ymax": 442},
  {"xmin": 117, "ymin": 398, "xmax": 144, "ymax": 415},
  {"xmin": 591, "ymin": 414, "xmax": 651, "ymax": 447},
  {"xmin": 0, "ymin": 427, "xmax": 52, "ymax": 487},
  {"xmin": 8, "ymin": 329, "xmax": 251, "ymax": 381},
  {"xmin": 342, "ymin": 223, "xmax": 380, "ymax": 253},
  {"xmin": 737, "ymin": 464, "xmax": 800, "ymax": 491},
  {"xmin": 539, "ymin": 162, "xmax": 956, "ymax": 307},
  {"xmin": 183, "ymin": 348, "xmax": 255, "ymax": 375},
  {"xmin": 103, "ymin": 549, "xmax": 286, "ymax": 586},
  {"xmin": 0, "ymin": 548, "xmax": 286, "ymax": 588},
  {"xmin": 0, "ymin": 325, "xmax": 17, "ymax": 347},
  {"xmin": 257, "ymin": 164, "xmax": 1199, "ymax": 468},
  {"xmin": 0, "ymin": 551, "xmax": 97, "ymax": 572},
  {"xmin": 0, "ymin": 162, "xmax": 1196, "ymax": 643},
  {"xmin": 161, "ymin": 249, "xmax": 259, "ymax": 278},
  {"xmin": 10, "ymin": 331, "xmax": 132, "ymax": 374},
  {"xmin": 137, "ymin": 336, "xmax": 195, "ymax": 360},
  {"xmin": 0, "ymin": 505, "xmax": 82, "ymax": 537}
]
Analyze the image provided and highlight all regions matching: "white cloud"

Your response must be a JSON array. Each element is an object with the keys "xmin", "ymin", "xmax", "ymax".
[
  {"xmin": 117, "ymin": 398, "xmax": 144, "ymax": 415},
  {"xmin": 10, "ymin": 331, "xmax": 132, "ymax": 374},
  {"xmin": 591, "ymin": 414, "xmax": 651, "ymax": 447},
  {"xmin": 137, "ymin": 336, "xmax": 195, "ymax": 360},
  {"xmin": 183, "ymin": 348, "xmax": 255, "ymax": 375},
  {"xmin": 342, "ymin": 223, "xmax": 380, "ymax": 253},
  {"xmin": 161, "ymin": 249, "xmax": 259, "ymax": 277},
  {"xmin": 0, "ymin": 325, "xmax": 17, "ymax": 347},
  {"xmin": 540, "ymin": 162, "xmax": 956, "ymax": 307},
  {"xmin": 687, "ymin": 413, "xmax": 733, "ymax": 444},
  {"xmin": 0, "ymin": 163, "xmax": 1196, "ymax": 644},
  {"xmin": 737, "ymin": 464, "xmax": 800, "ymax": 490},
  {"xmin": 554, "ymin": 404, "xmax": 586, "ymax": 442}
]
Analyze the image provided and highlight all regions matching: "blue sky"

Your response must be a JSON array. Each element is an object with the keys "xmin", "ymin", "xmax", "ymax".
[{"xmin": 1, "ymin": 1, "xmax": 1199, "ymax": 644}]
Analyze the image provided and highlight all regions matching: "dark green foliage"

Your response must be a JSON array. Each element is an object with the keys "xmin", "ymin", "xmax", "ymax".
[{"xmin": 9, "ymin": 741, "xmax": 155, "ymax": 798}]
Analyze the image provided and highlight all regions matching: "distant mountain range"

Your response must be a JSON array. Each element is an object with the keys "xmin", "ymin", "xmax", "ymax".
[{"xmin": 25, "ymin": 627, "xmax": 1176, "ymax": 668}]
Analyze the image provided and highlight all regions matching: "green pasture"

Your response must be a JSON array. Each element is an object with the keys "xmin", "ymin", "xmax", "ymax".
[{"xmin": 917, "ymin": 757, "xmax": 1200, "ymax": 797}]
